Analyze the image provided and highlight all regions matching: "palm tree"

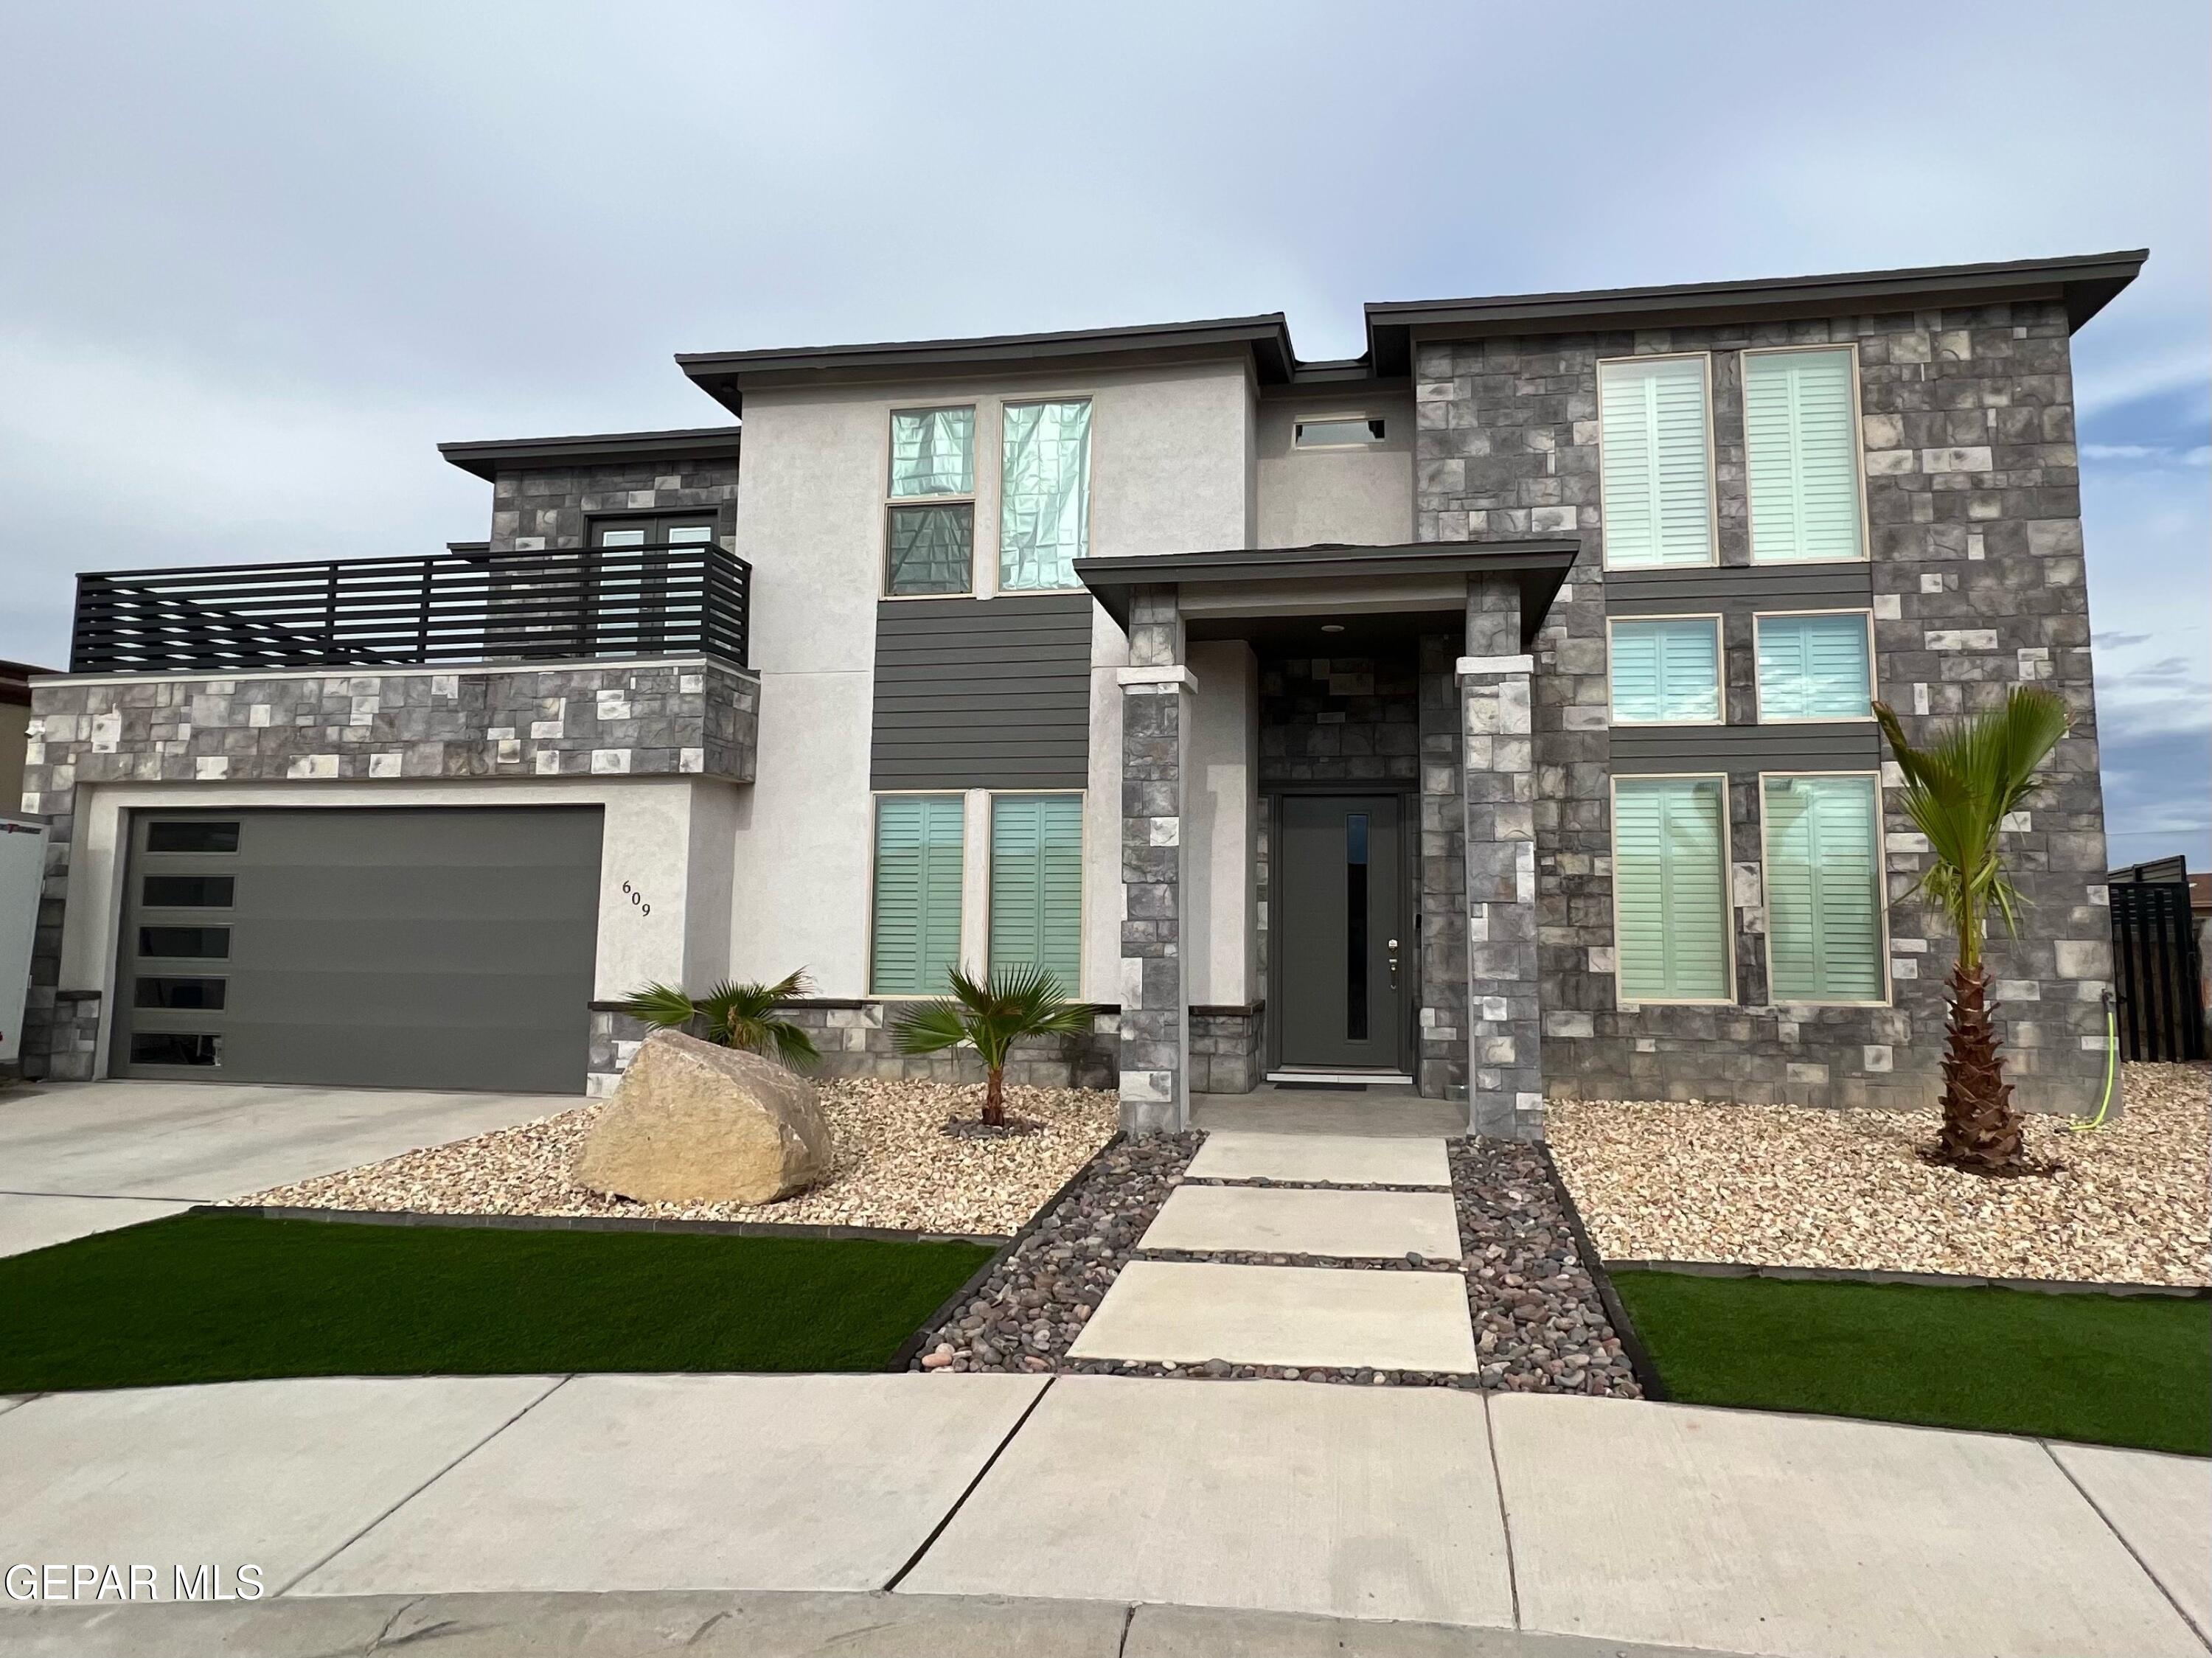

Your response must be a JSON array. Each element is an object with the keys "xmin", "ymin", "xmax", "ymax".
[
  {"xmin": 892, "ymin": 965, "xmax": 1093, "ymax": 1127},
  {"xmin": 1873, "ymin": 686, "xmax": 2070, "ymax": 1174},
  {"xmin": 616, "ymin": 969, "xmax": 818, "ymax": 1070}
]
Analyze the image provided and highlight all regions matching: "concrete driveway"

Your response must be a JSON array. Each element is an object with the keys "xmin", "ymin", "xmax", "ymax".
[{"xmin": 0, "ymin": 1080, "xmax": 572, "ymax": 1258}]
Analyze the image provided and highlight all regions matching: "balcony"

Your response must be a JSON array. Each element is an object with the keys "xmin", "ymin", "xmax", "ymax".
[{"xmin": 67, "ymin": 543, "xmax": 751, "ymax": 675}]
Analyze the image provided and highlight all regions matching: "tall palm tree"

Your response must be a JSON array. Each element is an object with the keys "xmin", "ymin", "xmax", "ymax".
[
  {"xmin": 616, "ymin": 969, "xmax": 818, "ymax": 1070},
  {"xmin": 893, "ymin": 965, "xmax": 1093, "ymax": 1127},
  {"xmin": 1873, "ymin": 686, "xmax": 2070, "ymax": 1174}
]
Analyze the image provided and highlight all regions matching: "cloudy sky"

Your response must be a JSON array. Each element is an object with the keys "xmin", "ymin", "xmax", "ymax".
[{"xmin": 4, "ymin": 1, "xmax": 2205, "ymax": 863}]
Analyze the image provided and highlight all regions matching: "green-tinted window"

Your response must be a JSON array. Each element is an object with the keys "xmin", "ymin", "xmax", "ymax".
[
  {"xmin": 1764, "ymin": 775, "xmax": 1885, "ymax": 1003},
  {"xmin": 1757, "ymin": 613, "xmax": 1874, "ymax": 720},
  {"xmin": 1610, "ymin": 618, "xmax": 1722, "ymax": 723},
  {"xmin": 871, "ymin": 795, "xmax": 964, "ymax": 995},
  {"xmin": 1613, "ymin": 777, "xmax": 1731, "ymax": 1002},
  {"xmin": 1745, "ymin": 348, "xmax": 1864, "ymax": 563},
  {"xmin": 989, "ymin": 795, "xmax": 1083, "ymax": 988},
  {"xmin": 887, "ymin": 408, "xmax": 974, "ymax": 595},
  {"xmin": 1000, "ymin": 400, "xmax": 1091, "ymax": 590},
  {"xmin": 1599, "ymin": 356, "xmax": 1713, "ymax": 569}
]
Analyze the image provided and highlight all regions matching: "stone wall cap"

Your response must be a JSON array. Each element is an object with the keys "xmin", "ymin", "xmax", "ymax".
[
  {"xmin": 1458, "ymin": 654, "xmax": 1536, "ymax": 678},
  {"xmin": 1117, "ymin": 665, "xmax": 1199, "ymax": 691},
  {"xmin": 34, "ymin": 656, "xmax": 759, "ymax": 692}
]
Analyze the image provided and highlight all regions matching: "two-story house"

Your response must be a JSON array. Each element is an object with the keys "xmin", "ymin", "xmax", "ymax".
[{"xmin": 16, "ymin": 249, "xmax": 2142, "ymax": 1136}]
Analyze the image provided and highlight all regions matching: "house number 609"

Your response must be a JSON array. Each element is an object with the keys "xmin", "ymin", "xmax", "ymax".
[{"xmin": 622, "ymin": 880, "xmax": 651, "ymax": 917}]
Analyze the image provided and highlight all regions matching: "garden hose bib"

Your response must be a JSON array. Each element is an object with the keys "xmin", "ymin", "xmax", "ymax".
[{"xmin": 2065, "ymin": 988, "xmax": 2119, "ymax": 1134}]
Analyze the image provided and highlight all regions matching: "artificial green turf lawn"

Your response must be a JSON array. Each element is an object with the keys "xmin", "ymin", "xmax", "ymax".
[
  {"xmin": 1609, "ymin": 1269, "xmax": 2212, "ymax": 1455},
  {"xmin": 0, "ymin": 1213, "xmax": 996, "ymax": 1393}
]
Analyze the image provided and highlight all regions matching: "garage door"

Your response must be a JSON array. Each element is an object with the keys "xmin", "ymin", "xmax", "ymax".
[{"xmin": 114, "ymin": 807, "xmax": 602, "ymax": 1093}]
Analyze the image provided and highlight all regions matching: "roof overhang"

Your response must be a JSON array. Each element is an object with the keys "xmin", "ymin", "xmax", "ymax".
[
  {"xmin": 1075, "ymin": 540, "xmax": 1580, "ymax": 651},
  {"xmin": 437, "ymin": 425, "xmax": 742, "ymax": 481},
  {"xmin": 675, "ymin": 316, "xmax": 1297, "ymax": 417},
  {"xmin": 1363, "ymin": 248, "xmax": 2149, "ymax": 375}
]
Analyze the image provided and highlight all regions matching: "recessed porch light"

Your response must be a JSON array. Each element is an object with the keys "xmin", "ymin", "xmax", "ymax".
[{"xmin": 1321, "ymin": 623, "xmax": 1345, "ymax": 633}]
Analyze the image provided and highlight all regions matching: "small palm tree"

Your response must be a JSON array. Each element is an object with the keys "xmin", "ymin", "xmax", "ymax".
[
  {"xmin": 1874, "ymin": 686, "xmax": 2070, "ymax": 1174},
  {"xmin": 616, "ymin": 969, "xmax": 818, "ymax": 1070},
  {"xmin": 893, "ymin": 965, "xmax": 1092, "ymax": 1126}
]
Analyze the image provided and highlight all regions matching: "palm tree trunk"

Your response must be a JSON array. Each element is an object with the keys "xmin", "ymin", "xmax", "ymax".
[
  {"xmin": 981, "ymin": 1066, "xmax": 1005, "ymax": 1128},
  {"xmin": 1935, "ymin": 959, "xmax": 2027, "ymax": 1174}
]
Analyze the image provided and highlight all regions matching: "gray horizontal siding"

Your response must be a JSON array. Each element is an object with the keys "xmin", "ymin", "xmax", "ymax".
[
  {"xmin": 872, "ymin": 593, "xmax": 1094, "ymax": 789},
  {"xmin": 1609, "ymin": 722, "xmax": 1881, "ymax": 774},
  {"xmin": 1604, "ymin": 562, "xmax": 1873, "ymax": 616}
]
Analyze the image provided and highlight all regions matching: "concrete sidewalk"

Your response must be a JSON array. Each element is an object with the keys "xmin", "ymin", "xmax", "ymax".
[{"xmin": 1, "ymin": 1375, "xmax": 2203, "ymax": 1658}]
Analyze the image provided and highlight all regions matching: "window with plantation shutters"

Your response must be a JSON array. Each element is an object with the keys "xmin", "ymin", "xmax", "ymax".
[
  {"xmin": 1745, "ymin": 348, "xmax": 1865, "ymax": 563},
  {"xmin": 1609, "ymin": 617, "xmax": 1722, "ymax": 723},
  {"xmin": 1756, "ymin": 612, "xmax": 1874, "ymax": 720},
  {"xmin": 1612, "ymin": 776, "xmax": 1732, "ymax": 1002},
  {"xmin": 1599, "ymin": 356, "xmax": 1714, "ymax": 568},
  {"xmin": 989, "ymin": 795, "xmax": 1083, "ymax": 987},
  {"xmin": 871, "ymin": 795, "xmax": 964, "ymax": 995},
  {"xmin": 1762, "ymin": 775, "xmax": 1885, "ymax": 1003}
]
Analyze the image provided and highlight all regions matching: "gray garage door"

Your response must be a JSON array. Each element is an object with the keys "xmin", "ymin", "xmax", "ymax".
[{"xmin": 114, "ymin": 807, "xmax": 602, "ymax": 1093}]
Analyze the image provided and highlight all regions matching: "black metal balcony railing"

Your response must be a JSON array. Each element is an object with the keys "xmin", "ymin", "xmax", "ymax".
[{"xmin": 68, "ymin": 544, "xmax": 751, "ymax": 675}]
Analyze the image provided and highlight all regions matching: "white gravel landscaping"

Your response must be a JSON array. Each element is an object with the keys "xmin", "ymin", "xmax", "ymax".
[
  {"xmin": 1548, "ymin": 1062, "xmax": 2210, "ymax": 1287},
  {"xmin": 230, "ymin": 1079, "xmax": 1119, "ymax": 1238}
]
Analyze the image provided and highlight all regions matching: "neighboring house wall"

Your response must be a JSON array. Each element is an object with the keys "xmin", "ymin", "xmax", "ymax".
[
  {"xmin": 1413, "ymin": 299, "xmax": 2113, "ymax": 1112},
  {"xmin": 1254, "ymin": 392, "xmax": 1416, "ymax": 547}
]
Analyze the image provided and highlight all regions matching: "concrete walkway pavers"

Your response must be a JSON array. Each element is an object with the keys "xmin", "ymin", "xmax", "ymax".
[
  {"xmin": 0, "ymin": 1375, "xmax": 560, "ymax": 1598},
  {"xmin": 1187, "ymin": 1129, "xmax": 1451, "ymax": 1185},
  {"xmin": 903, "ymin": 1375, "xmax": 1517, "ymax": 1628},
  {"xmin": 1141, "ymin": 1183, "xmax": 1463, "ymax": 1259},
  {"xmin": 297, "ymin": 1372, "xmax": 1047, "ymax": 1595},
  {"xmin": 1068, "ymin": 1259, "xmax": 1480, "ymax": 1373},
  {"xmin": 1488, "ymin": 1393, "xmax": 2207, "ymax": 1658},
  {"xmin": 2048, "ymin": 1441, "xmax": 2211, "ymax": 1640}
]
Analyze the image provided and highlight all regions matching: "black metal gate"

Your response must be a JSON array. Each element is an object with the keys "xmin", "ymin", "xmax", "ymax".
[{"xmin": 2107, "ymin": 880, "xmax": 2205, "ymax": 1062}]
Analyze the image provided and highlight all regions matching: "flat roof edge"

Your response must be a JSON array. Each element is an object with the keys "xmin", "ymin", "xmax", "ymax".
[{"xmin": 437, "ymin": 425, "xmax": 742, "ymax": 481}]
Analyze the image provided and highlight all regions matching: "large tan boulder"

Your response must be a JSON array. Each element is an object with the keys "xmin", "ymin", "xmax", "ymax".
[{"xmin": 575, "ymin": 1030, "xmax": 832, "ymax": 1205}]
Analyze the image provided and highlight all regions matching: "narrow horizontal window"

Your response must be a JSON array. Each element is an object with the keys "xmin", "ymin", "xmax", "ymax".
[
  {"xmin": 135, "ymin": 977, "xmax": 227, "ymax": 1010},
  {"xmin": 1757, "ymin": 613, "xmax": 1874, "ymax": 721},
  {"xmin": 142, "ymin": 875, "xmax": 234, "ymax": 908},
  {"xmin": 147, "ymin": 821, "xmax": 239, "ymax": 854},
  {"xmin": 1764, "ymin": 775, "xmax": 1885, "ymax": 1003},
  {"xmin": 1613, "ymin": 777, "xmax": 1731, "ymax": 1002},
  {"xmin": 130, "ymin": 1033, "xmax": 221, "ymax": 1067},
  {"xmin": 1745, "ymin": 347, "xmax": 1865, "ymax": 563},
  {"xmin": 137, "ymin": 927, "xmax": 229, "ymax": 959},
  {"xmin": 1609, "ymin": 618, "xmax": 1722, "ymax": 724},
  {"xmin": 872, "ymin": 795, "xmax": 965, "ymax": 995},
  {"xmin": 1001, "ymin": 400, "xmax": 1091, "ymax": 591},
  {"xmin": 989, "ymin": 795, "xmax": 1083, "ymax": 989},
  {"xmin": 1294, "ymin": 417, "xmax": 1386, "ymax": 447},
  {"xmin": 1599, "ymin": 357, "xmax": 1714, "ymax": 569}
]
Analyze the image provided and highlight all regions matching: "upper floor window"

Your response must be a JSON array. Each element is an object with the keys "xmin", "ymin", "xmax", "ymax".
[
  {"xmin": 1599, "ymin": 355, "xmax": 1714, "ymax": 570},
  {"xmin": 1756, "ymin": 611, "xmax": 1875, "ymax": 722},
  {"xmin": 886, "ymin": 407, "xmax": 975, "ymax": 596},
  {"xmin": 1295, "ymin": 416, "xmax": 1387, "ymax": 447},
  {"xmin": 1743, "ymin": 346, "xmax": 1867, "ymax": 563},
  {"xmin": 1000, "ymin": 400, "xmax": 1091, "ymax": 591},
  {"xmin": 1608, "ymin": 616, "xmax": 1722, "ymax": 725}
]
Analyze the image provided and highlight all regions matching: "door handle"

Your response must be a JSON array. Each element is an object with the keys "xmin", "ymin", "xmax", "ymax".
[{"xmin": 1387, "ymin": 938, "xmax": 1400, "ymax": 988}]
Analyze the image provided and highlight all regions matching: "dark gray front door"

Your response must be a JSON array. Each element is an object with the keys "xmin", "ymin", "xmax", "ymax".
[
  {"xmin": 114, "ymin": 807, "xmax": 602, "ymax": 1092},
  {"xmin": 1277, "ymin": 795, "xmax": 1405, "ymax": 1072}
]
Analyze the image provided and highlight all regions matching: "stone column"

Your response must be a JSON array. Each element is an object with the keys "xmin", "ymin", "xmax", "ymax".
[
  {"xmin": 1459, "ymin": 577, "xmax": 1543, "ymax": 1140},
  {"xmin": 1116, "ymin": 585, "xmax": 1193, "ymax": 1134}
]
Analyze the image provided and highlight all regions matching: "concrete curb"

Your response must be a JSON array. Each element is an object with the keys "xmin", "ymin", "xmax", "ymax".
[
  {"xmin": 1607, "ymin": 1258, "xmax": 2211, "ymax": 1299},
  {"xmin": 199, "ymin": 1204, "xmax": 1009, "ymax": 1250}
]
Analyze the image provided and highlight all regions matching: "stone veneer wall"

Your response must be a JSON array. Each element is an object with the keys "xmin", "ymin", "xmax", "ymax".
[
  {"xmin": 18, "ymin": 658, "xmax": 758, "ymax": 1080},
  {"xmin": 1413, "ymin": 299, "xmax": 2114, "ymax": 1113},
  {"xmin": 1256, "ymin": 654, "xmax": 1421, "ymax": 784},
  {"xmin": 1189, "ymin": 1007, "xmax": 1262, "ymax": 1094},
  {"xmin": 493, "ymin": 457, "xmax": 739, "ymax": 553}
]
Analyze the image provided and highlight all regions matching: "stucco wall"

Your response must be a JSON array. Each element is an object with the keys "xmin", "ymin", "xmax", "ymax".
[
  {"xmin": 1184, "ymin": 640, "xmax": 1259, "ymax": 1007},
  {"xmin": 1255, "ymin": 391, "xmax": 1416, "ymax": 548}
]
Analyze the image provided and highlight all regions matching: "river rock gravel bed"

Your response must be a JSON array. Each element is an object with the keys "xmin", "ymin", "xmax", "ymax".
[
  {"xmin": 227, "ymin": 1079, "xmax": 1119, "ymax": 1238},
  {"xmin": 1548, "ymin": 1062, "xmax": 2210, "ymax": 1286}
]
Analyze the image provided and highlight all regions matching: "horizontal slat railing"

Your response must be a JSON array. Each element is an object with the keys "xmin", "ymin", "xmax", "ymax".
[{"xmin": 69, "ymin": 545, "xmax": 750, "ymax": 674}]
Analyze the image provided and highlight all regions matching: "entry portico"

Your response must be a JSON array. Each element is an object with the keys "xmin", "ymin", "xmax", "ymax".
[{"xmin": 1076, "ymin": 540, "xmax": 1578, "ymax": 1138}]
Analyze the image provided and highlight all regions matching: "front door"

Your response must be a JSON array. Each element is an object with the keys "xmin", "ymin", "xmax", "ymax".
[{"xmin": 1276, "ymin": 794, "xmax": 1405, "ymax": 1073}]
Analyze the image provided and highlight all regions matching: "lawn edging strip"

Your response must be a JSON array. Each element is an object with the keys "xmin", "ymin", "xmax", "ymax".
[
  {"xmin": 206, "ymin": 1204, "xmax": 1006, "ymax": 1249},
  {"xmin": 1610, "ymin": 1257, "xmax": 2210, "ymax": 1300},
  {"xmin": 1537, "ymin": 1144, "xmax": 1669, "ymax": 1401}
]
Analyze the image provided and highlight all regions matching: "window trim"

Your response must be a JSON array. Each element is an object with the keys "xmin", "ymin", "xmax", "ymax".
[
  {"xmin": 1756, "ymin": 768, "xmax": 1894, "ymax": 1008},
  {"xmin": 882, "ymin": 404, "xmax": 978, "ymax": 601},
  {"xmin": 865, "ymin": 789, "xmax": 968, "ymax": 999},
  {"xmin": 982, "ymin": 787, "xmax": 1088, "ymax": 997},
  {"xmin": 997, "ymin": 397, "xmax": 1094, "ymax": 594},
  {"xmin": 1740, "ymin": 342, "xmax": 1872, "ymax": 567},
  {"xmin": 1292, "ymin": 412, "xmax": 1390, "ymax": 450},
  {"xmin": 1751, "ymin": 608, "xmax": 1879, "ymax": 725},
  {"xmin": 1596, "ymin": 352, "xmax": 1720, "ymax": 573},
  {"xmin": 1603, "ymin": 613, "xmax": 1727, "ymax": 728},
  {"xmin": 1607, "ymin": 770, "xmax": 1739, "ymax": 1008}
]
